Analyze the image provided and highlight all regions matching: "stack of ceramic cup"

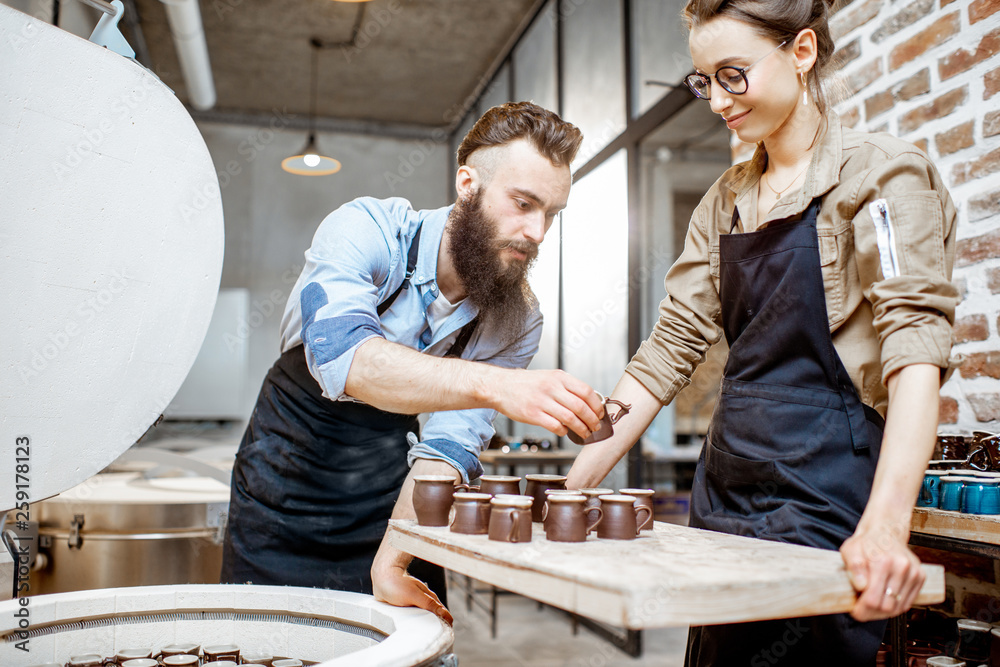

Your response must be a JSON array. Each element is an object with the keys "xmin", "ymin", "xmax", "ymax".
[
  {"xmin": 413, "ymin": 474, "xmax": 660, "ymax": 544},
  {"xmin": 413, "ymin": 474, "xmax": 654, "ymax": 544},
  {"xmin": 920, "ymin": 470, "xmax": 1000, "ymax": 514}
]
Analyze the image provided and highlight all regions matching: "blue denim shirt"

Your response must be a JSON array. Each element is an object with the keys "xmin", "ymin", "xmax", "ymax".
[{"xmin": 279, "ymin": 196, "xmax": 542, "ymax": 483}]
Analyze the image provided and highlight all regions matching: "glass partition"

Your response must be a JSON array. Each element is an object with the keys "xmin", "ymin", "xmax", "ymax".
[
  {"xmin": 561, "ymin": 0, "xmax": 627, "ymax": 168},
  {"xmin": 478, "ymin": 62, "xmax": 512, "ymax": 113},
  {"xmin": 513, "ymin": 1, "xmax": 557, "ymax": 110},
  {"xmin": 637, "ymin": 99, "xmax": 730, "ymax": 456},
  {"xmin": 631, "ymin": 0, "xmax": 694, "ymax": 117}
]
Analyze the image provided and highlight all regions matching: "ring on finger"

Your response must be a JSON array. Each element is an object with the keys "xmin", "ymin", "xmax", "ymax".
[{"xmin": 883, "ymin": 586, "xmax": 902, "ymax": 602}]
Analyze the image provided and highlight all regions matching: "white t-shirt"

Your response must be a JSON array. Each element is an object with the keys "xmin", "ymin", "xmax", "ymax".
[{"xmin": 425, "ymin": 292, "xmax": 464, "ymax": 336}]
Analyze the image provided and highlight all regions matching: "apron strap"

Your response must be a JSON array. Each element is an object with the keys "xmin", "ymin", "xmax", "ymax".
[
  {"xmin": 445, "ymin": 316, "xmax": 478, "ymax": 358},
  {"xmin": 377, "ymin": 224, "xmax": 422, "ymax": 316}
]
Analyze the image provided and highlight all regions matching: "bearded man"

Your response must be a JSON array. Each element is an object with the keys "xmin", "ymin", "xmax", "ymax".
[{"xmin": 220, "ymin": 102, "xmax": 604, "ymax": 621}]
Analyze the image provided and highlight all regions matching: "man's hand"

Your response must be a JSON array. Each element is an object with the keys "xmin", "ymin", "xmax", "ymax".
[
  {"xmin": 841, "ymin": 517, "xmax": 924, "ymax": 621},
  {"xmin": 347, "ymin": 338, "xmax": 604, "ymax": 440},
  {"xmin": 372, "ymin": 558, "xmax": 453, "ymax": 624},
  {"xmin": 371, "ymin": 460, "xmax": 459, "ymax": 624},
  {"xmin": 489, "ymin": 368, "xmax": 605, "ymax": 441}
]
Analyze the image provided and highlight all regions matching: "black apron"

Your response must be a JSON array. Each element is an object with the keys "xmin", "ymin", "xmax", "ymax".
[
  {"xmin": 685, "ymin": 200, "xmax": 888, "ymax": 666},
  {"xmin": 221, "ymin": 226, "xmax": 476, "ymax": 602}
]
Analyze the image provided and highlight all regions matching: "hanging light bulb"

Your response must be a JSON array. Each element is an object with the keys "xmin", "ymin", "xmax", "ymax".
[
  {"xmin": 282, "ymin": 133, "xmax": 340, "ymax": 175},
  {"xmin": 282, "ymin": 39, "xmax": 341, "ymax": 176}
]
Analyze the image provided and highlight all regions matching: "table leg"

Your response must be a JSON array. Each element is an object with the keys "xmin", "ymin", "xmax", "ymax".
[{"xmin": 889, "ymin": 612, "xmax": 906, "ymax": 667}]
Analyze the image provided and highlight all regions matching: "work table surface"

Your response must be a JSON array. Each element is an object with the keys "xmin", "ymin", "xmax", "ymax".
[{"xmin": 388, "ymin": 519, "xmax": 944, "ymax": 629}]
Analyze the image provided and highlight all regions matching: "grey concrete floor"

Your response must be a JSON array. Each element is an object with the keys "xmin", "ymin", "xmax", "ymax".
[{"xmin": 447, "ymin": 578, "xmax": 688, "ymax": 667}]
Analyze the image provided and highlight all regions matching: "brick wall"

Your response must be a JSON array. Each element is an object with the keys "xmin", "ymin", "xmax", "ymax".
[{"xmin": 831, "ymin": 0, "xmax": 1000, "ymax": 432}]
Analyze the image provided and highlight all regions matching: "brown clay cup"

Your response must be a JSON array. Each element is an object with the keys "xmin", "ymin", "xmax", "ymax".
[
  {"xmin": 413, "ymin": 474, "xmax": 457, "ymax": 527},
  {"xmin": 579, "ymin": 487, "xmax": 613, "ymax": 523},
  {"xmin": 524, "ymin": 474, "xmax": 567, "ymax": 522},
  {"xmin": 488, "ymin": 494, "xmax": 533, "ymax": 543},
  {"xmin": 620, "ymin": 488, "xmax": 655, "ymax": 531},
  {"xmin": 541, "ymin": 488, "xmax": 583, "ymax": 521},
  {"xmin": 479, "ymin": 475, "xmax": 522, "ymax": 496},
  {"xmin": 450, "ymin": 492, "xmax": 493, "ymax": 534},
  {"xmin": 543, "ymin": 494, "xmax": 601, "ymax": 542},
  {"xmin": 596, "ymin": 494, "xmax": 651, "ymax": 540},
  {"xmin": 202, "ymin": 645, "xmax": 240, "ymax": 663}
]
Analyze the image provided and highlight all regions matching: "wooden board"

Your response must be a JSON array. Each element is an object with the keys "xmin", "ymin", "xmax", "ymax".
[
  {"xmin": 388, "ymin": 519, "xmax": 945, "ymax": 629},
  {"xmin": 911, "ymin": 507, "xmax": 1000, "ymax": 546}
]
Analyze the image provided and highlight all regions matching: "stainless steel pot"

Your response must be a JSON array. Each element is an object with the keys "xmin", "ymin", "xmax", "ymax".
[{"xmin": 23, "ymin": 473, "xmax": 229, "ymax": 595}]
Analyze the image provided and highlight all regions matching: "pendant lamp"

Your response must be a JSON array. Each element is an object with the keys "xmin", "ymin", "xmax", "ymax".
[{"xmin": 282, "ymin": 38, "xmax": 341, "ymax": 175}]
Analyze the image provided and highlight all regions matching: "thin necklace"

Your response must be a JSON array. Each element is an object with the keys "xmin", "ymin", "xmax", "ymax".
[{"xmin": 763, "ymin": 160, "xmax": 810, "ymax": 200}]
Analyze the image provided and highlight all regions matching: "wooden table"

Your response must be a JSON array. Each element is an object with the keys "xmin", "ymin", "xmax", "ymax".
[
  {"xmin": 389, "ymin": 519, "xmax": 945, "ymax": 629},
  {"xmin": 910, "ymin": 506, "xmax": 1000, "ymax": 551}
]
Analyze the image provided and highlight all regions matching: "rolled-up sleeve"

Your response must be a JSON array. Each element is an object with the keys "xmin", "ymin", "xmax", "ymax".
[
  {"xmin": 407, "ymin": 307, "xmax": 544, "ymax": 483},
  {"xmin": 299, "ymin": 204, "xmax": 396, "ymax": 399},
  {"xmin": 853, "ymin": 150, "xmax": 959, "ymax": 384},
  {"xmin": 626, "ymin": 202, "xmax": 724, "ymax": 405}
]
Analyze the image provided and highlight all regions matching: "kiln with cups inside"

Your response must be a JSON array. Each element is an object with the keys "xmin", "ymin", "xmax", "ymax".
[{"xmin": 0, "ymin": 5, "xmax": 454, "ymax": 665}]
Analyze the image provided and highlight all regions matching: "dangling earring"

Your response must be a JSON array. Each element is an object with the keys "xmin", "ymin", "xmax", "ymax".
[{"xmin": 800, "ymin": 72, "xmax": 808, "ymax": 106}]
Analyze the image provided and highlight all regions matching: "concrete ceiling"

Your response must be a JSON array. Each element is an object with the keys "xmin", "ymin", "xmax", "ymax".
[{"xmin": 132, "ymin": 0, "xmax": 540, "ymax": 131}]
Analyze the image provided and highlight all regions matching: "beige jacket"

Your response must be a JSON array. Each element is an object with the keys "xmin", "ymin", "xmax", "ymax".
[{"xmin": 627, "ymin": 111, "xmax": 958, "ymax": 417}]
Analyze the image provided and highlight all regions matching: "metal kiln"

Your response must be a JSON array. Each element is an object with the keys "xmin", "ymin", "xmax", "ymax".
[{"xmin": 0, "ymin": 4, "xmax": 454, "ymax": 664}]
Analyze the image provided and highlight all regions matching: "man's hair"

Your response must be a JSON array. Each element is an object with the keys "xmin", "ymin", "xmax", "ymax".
[{"xmin": 457, "ymin": 101, "xmax": 583, "ymax": 170}]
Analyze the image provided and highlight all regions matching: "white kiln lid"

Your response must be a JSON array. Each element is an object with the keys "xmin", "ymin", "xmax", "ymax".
[{"xmin": 0, "ymin": 4, "xmax": 224, "ymax": 511}]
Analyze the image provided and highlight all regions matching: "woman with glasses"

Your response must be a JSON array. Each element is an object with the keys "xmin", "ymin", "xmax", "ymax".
[{"xmin": 565, "ymin": 0, "xmax": 958, "ymax": 662}]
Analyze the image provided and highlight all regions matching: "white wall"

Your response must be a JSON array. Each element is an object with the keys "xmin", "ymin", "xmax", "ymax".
[{"xmin": 196, "ymin": 121, "xmax": 450, "ymax": 419}]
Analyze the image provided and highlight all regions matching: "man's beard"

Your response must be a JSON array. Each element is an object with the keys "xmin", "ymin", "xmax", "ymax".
[{"xmin": 447, "ymin": 189, "xmax": 538, "ymax": 347}]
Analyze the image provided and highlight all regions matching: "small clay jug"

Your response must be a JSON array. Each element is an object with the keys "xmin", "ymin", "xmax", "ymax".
[
  {"xmin": 544, "ymin": 494, "xmax": 602, "ymax": 542},
  {"xmin": 161, "ymin": 657, "xmax": 199, "ymax": 667},
  {"xmin": 620, "ymin": 488, "xmax": 655, "ymax": 531},
  {"xmin": 413, "ymin": 474, "xmax": 457, "ymax": 526},
  {"xmin": 451, "ymin": 492, "xmax": 493, "ymax": 534},
  {"xmin": 488, "ymin": 494, "xmax": 533, "ymax": 543},
  {"xmin": 203, "ymin": 645, "xmax": 241, "ymax": 663},
  {"xmin": 116, "ymin": 648, "xmax": 153, "ymax": 663},
  {"xmin": 158, "ymin": 644, "xmax": 200, "ymax": 661},
  {"xmin": 237, "ymin": 649, "xmax": 273, "ymax": 665},
  {"xmin": 524, "ymin": 474, "xmax": 567, "ymax": 522},
  {"xmin": 567, "ymin": 394, "xmax": 632, "ymax": 445},
  {"xmin": 579, "ymin": 487, "xmax": 613, "ymax": 523},
  {"xmin": 479, "ymin": 475, "xmax": 521, "ymax": 496},
  {"xmin": 955, "ymin": 618, "xmax": 991, "ymax": 662},
  {"xmin": 66, "ymin": 656, "xmax": 103, "ymax": 667},
  {"xmin": 596, "ymin": 495, "xmax": 651, "ymax": 540}
]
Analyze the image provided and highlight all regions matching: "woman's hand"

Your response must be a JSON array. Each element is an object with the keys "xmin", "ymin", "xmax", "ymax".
[{"xmin": 840, "ymin": 517, "xmax": 924, "ymax": 621}]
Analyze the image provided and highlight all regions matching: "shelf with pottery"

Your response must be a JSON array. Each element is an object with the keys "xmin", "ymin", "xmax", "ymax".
[
  {"xmin": 387, "ymin": 519, "xmax": 945, "ymax": 629},
  {"xmin": 910, "ymin": 507, "xmax": 1000, "ymax": 547}
]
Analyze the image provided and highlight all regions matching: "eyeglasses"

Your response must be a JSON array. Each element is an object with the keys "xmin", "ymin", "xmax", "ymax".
[{"xmin": 685, "ymin": 40, "xmax": 788, "ymax": 100}]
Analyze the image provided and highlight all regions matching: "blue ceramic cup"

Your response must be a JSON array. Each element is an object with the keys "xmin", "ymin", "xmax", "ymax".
[
  {"xmin": 940, "ymin": 476, "xmax": 966, "ymax": 511},
  {"xmin": 961, "ymin": 478, "xmax": 1000, "ymax": 515},
  {"xmin": 918, "ymin": 471, "xmax": 948, "ymax": 508}
]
